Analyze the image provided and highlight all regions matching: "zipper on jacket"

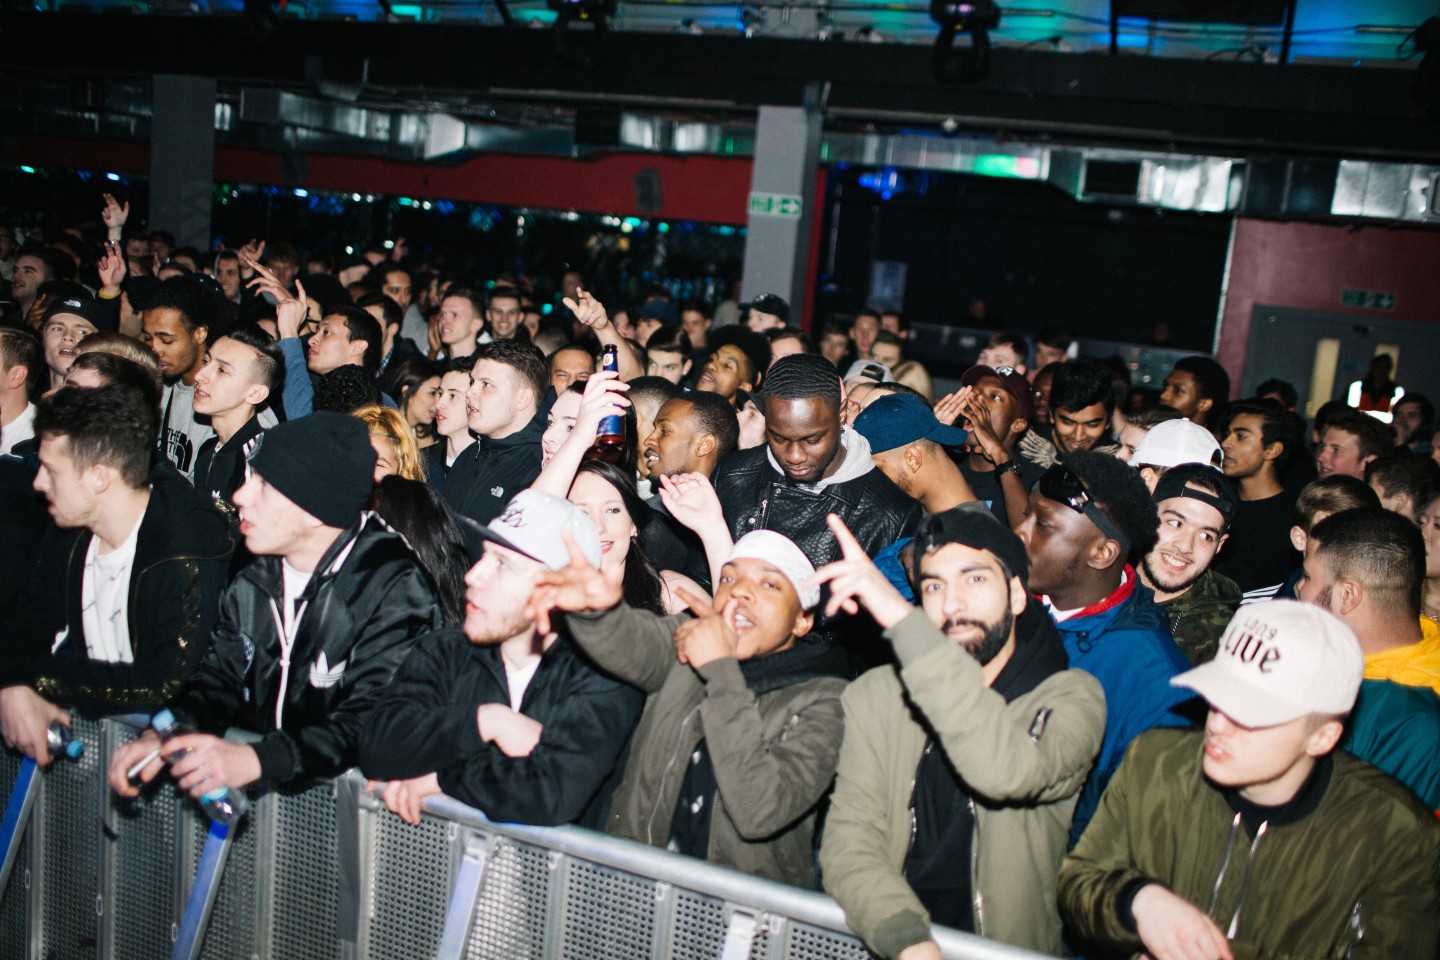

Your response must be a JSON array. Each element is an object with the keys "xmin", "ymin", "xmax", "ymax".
[
  {"xmin": 646, "ymin": 704, "xmax": 702, "ymax": 845},
  {"xmin": 969, "ymin": 797, "xmax": 984, "ymax": 936}
]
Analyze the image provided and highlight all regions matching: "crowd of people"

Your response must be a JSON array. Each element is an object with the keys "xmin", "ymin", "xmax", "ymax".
[{"xmin": 1, "ymin": 197, "xmax": 1439, "ymax": 960}]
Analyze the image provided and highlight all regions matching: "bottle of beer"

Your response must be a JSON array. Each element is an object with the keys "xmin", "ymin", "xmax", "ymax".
[{"xmin": 589, "ymin": 344, "xmax": 626, "ymax": 464}]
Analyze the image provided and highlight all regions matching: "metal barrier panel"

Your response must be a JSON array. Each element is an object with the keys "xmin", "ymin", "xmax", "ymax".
[
  {"xmin": 268, "ymin": 781, "xmax": 343, "ymax": 960},
  {"xmin": 38, "ymin": 715, "xmax": 104, "ymax": 960},
  {"xmin": 0, "ymin": 746, "xmax": 32, "ymax": 960},
  {"xmin": 362, "ymin": 799, "xmax": 456, "ymax": 959},
  {"xmin": 3, "ymin": 721, "xmax": 1056, "ymax": 960},
  {"xmin": 465, "ymin": 837, "xmax": 552, "ymax": 960},
  {"xmin": 110, "ymin": 721, "xmax": 187, "ymax": 960}
]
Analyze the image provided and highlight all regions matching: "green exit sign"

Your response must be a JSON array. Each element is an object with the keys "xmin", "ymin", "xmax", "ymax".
[
  {"xmin": 749, "ymin": 193, "xmax": 803, "ymax": 218},
  {"xmin": 1341, "ymin": 288, "xmax": 1396, "ymax": 310}
]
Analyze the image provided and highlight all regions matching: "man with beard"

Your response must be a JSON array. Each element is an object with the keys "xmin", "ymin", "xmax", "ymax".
[
  {"xmin": 358, "ymin": 490, "xmax": 644, "ymax": 827},
  {"xmin": 1015, "ymin": 450, "xmax": 1194, "ymax": 842},
  {"xmin": 816, "ymin": 508, "xmax": 1104, "ymax": 957},
  {"xmin": 1137, "ymin": 464, "xmax": 1241, "ymax": 665}
]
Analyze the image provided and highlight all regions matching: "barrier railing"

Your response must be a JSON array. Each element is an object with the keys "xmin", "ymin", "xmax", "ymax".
[{"xmin": 0, "ymin": 717, "xmax": 1054, "ymax": 960}]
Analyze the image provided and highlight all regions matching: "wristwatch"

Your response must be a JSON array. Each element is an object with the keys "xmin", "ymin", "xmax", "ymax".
[{"xmin": 995, "ymin": 460, "xmax": 1021, "ymax": 478}]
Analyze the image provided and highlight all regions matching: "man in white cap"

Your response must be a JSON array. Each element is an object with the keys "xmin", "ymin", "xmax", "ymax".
[
  {"xmin": 1130, "ymin": 417, "xmax": 1224, "ymax": 493},
  {"xmin": 529, "ymin": 527, "xmax": 847, "ymax": 888},
  {"xmin": 1060, "ymin": 600, "xmax": 1440, "ymax": 960},
  {"xmin": 358, "ymin": 489, "xmax": 645, "ymax": 828}
]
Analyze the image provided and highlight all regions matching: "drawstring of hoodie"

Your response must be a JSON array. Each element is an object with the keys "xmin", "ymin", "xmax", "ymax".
[{"xmin": 1204, "ymin": 811, "xmax": 1270, "ymax": 939}]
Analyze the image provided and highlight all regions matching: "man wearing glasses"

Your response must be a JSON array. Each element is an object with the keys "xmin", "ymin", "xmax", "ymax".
[{"xmin": 1015, "ymin": 449, "xmax": 1195, "ymax": 843}]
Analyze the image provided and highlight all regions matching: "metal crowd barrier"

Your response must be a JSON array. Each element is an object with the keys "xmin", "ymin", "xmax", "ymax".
[{"xmin": 0, "ymin": 717, "xmax": 1053, "ymax": 960}]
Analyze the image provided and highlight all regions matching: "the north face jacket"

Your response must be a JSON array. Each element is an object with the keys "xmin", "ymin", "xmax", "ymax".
[
  {"xmin": 443, "ymin": 410, "xmax": 545, "ymax": 535},
  {"xmin": 171, "ymin": 513, "xmax": 445, "ymax": 783},
  {"xmin": 1157, "ymin": 566, "xmax": 1242, "ymax": 666},
  {"xmin": 820, "ymin": 605, "xmax": 1104, "ymax": 957},
  {"xmin": 567, "ymin": 601, "xmax": 848, "ymax": 888},
  {"xmin": 1060, "ymin": 728, "xmax": 1440, "ymax": 960}
]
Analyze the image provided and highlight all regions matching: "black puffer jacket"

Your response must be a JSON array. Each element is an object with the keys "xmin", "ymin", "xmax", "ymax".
[
  {"xmin": 171, "ymin": 513, "xmax": 444, "ymax": 783},
  {"xmin": 3, "ymin": 460, "xmax": 233, "ymax": 714},
  {"xmin": 713, "ymin": 430, "xmax": 921, "ymax": 587}
]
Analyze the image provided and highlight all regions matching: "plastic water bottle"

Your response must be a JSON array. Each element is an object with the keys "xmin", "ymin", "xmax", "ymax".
[
  {"xmin": 45, "ymin": 721, "xmax": 84, "ymax": 762},
  {"xmin": 149, "ymin": 708, "xmax": 250, "ymax": 824}
]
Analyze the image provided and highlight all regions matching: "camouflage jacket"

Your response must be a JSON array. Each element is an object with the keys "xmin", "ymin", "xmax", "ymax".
[{"xmin": 1157, "ymin": 567, "xmax": 1241, "ymax": 666}]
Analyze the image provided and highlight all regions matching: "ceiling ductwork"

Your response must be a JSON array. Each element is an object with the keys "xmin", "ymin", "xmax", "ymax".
[{"xmin": 4, "ymin": 76, "xmax": 1436, "ymax": 228}]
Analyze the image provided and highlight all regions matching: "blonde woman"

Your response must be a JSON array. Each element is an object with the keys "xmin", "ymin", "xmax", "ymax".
[{"xmin": 354, "ymin": 404, "xmax": 425, "ymax": 482}]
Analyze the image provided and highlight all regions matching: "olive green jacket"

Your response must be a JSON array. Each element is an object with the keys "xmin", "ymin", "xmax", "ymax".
[
  {"xmin": 1059, "ymin": 728, "xmax": 1440, "ymax": 959},
  {"xmin": 566, "ymin": 602, "xmax": 847, "ymax": 888},
  {"xmin": 1158, "ymin": 567, "xmax": 1242, "ymax": 666},
  {"xmin": 819, "ymin": 609, "xmax": 1105, "ymax": 957}
]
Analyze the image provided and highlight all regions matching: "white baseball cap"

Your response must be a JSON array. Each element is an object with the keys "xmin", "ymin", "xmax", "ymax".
[
  {"xmin": 843, "ymin": 359, "xmax": 892, "ymax": 387},
  {"xmin": 1170, "ymin": 600, "xmax": 1363, "ymax": 727},
  {"xmin": 474, "ymin": 489, "xmax": 603, "ymax": 571},
  {"xmin": 724, "ymin": 531, "xmax": 820, "ymax": 610},
  {"xmin": 1132, "ymin": 419, "xmax": 1223, "ymax": 471}
]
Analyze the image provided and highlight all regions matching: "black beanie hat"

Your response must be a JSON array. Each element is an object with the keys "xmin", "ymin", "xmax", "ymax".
[{"xmin": 246, "ymin": 412, "xmax": 376, "ymax": 528}]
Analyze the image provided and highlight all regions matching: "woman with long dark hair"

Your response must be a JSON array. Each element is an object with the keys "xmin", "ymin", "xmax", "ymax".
[
  {"xmin": 368, "ymin": 475, "xmax": 470, "ymax": 625},
  {"xmin": 380, "ymin": 355, "xmax": 442, "ymax": 448}
]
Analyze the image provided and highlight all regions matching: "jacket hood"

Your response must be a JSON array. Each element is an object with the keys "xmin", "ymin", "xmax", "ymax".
[
  {"xmin": 765, "ymin": 425, "xmax": 875, "ymax": 493},
  {"xmin": 991, "ymin": 603, "xmax": 1071, "ymax": 703}
]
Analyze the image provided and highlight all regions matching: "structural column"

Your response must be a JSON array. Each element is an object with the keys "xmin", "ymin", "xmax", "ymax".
[
  {"xmin": 740, "ymin": 85, "xmax": 823, "ymax": 327},
  {"xmin": 150, "ymin": 75, "xmax": 217, "ymax": 250}
]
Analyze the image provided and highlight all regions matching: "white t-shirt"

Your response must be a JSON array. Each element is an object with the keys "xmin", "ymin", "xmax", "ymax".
[
  {"xmin": 81, "ymin": 514, "xmax": 145, "ymax": 664},
  {"xmin": 0, "ymin": 402, "xmax": 36, "ymax": 457},
  {"xmin": 505, "ymin": 658, "xmax": 541, "ymax": 712}
]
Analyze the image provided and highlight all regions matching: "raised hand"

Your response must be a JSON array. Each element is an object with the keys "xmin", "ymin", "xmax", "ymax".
[
  {"xmin": 572, "ymin": 369, "xmax": 631, "ymax": 438},
  {"xmin": 959, "ymin": 392, "xmax": 1008, "ymax": 463},
  {"xmin": 390, "ymin": 236, "xmax": 408, "ymax": 261},
  {"xmin": 563, "ymin": 287, "xmax": 611, "ymax": 331},
  {"xmin": 237, "ymin": 238, "xmax": 265, "ymax": 277},
  {"xmin": 933, "ymin": 388, "xmax": 966, "ymax": 427},
  {"xmin": 244, "ymin": 254, "xmax": 309, "ymax": 339},
  {"xmin": 671, "ymin": 587, "xmax": 738, "ymax": 669},
  {"xmin": 808, "ymin": 514, "xmax": 914, "ymax": 627},
  {"xmin": 527, "ymin": 532, "xmax": 623, "ymax": 634},
  {"xmin": 97, "ymin": 240, "xmax": 127, "ymax": 294},
  {"xmin": 656, "ymin": 472, "xmax": 725, "ymax": 536},
  {"xmin": 100, "ymin": 193, "xmax": 129, "ymax": 238}
]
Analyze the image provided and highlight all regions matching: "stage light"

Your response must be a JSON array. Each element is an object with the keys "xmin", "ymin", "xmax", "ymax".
[{"xmin": 930, "ymin": 0, "xmax": 999, "ymax": 83}]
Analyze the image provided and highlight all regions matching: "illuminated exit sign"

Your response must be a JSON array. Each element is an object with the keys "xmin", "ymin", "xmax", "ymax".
[
  {"xmin": 749, "ymin": 193, "xmax": 803, "ymax": 218},
  {"xmin": 1341, "ymin": 289, "xmax": 1396, "ymax": 310}
]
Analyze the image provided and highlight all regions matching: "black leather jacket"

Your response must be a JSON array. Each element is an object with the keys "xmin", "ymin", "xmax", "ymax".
[
  {"xmin": 171, "ymin": 513, "xmax": 444, "ymax": 783},
  {"xmin": 714, "ymin": 442, "xmax": 922, "ymax": 573}
]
